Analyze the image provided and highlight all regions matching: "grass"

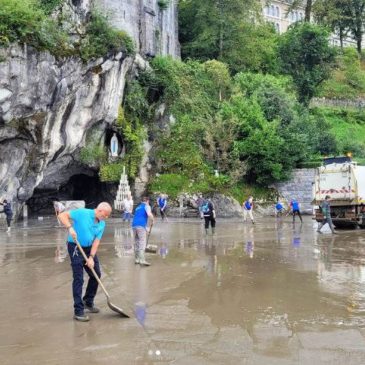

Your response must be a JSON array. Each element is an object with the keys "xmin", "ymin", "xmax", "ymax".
[{"xmin": 311, "ymin": 106, "xmax": 365, "ymax": 159}]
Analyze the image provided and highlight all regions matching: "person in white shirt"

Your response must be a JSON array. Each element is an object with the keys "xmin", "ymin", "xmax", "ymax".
[{"xmin": 123, "ymin": 194, "xmax": 134, "ymax": 223}]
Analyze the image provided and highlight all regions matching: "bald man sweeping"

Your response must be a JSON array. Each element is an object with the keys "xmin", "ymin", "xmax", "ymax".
[{"xmin": 59, "ymin": 202, "xmax": 112, "ymax": 322}]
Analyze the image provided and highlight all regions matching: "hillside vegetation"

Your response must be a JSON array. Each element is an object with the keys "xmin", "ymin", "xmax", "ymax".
[{"xmin": 2, "ymin": 0, "xmax": 365, "ymax": 198}]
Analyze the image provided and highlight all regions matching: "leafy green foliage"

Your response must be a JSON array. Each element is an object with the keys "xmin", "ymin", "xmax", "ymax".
[
  {"xmin": 318, "ymin": 48, "xmax": 365, "ymax": 99},
  {"xmin": 0, "ymin": 1, "xmax": 134, "ymax": 61},
  {"xmin": 0, "ymin": 0, "xmax": 70, "ymax": 55},
  {"xmin": 278, "ymin": 22, "xmax": 336, "ymax": 105},
  {"xmin": 157, "ymin": 0, "xmax": 170, "ymax": 10},
  {"xmin": 311, "ymin": 106, "xmax": 365, "ymax": 158},
  {"xmin": 141, "ymin": 58, "xmax": 330, "ymax": 188},
  {"xmin": 79, "ymin": 144, "xmax": 107, "ymax": 166},
  {"xmin": 116, "ymin": 106, "xmax": 146, "ymax": 178},
  {"xmin": 99, "ymin": 162, "xmax": 125, "ymax": 182},
  {"xmin": 39, "ymin": 0, "xmax": 62, "ymax": 14},
  {"xmin": 178, "ymin": 0, "xmax": 278, "ymax": 74},
  {"xmin": 79, "ymin": 12, "xmax": 134, "ymax": 61},
  {"xmin": 149, "ymin": 173, "xmax": 231, "ymax": 199}
]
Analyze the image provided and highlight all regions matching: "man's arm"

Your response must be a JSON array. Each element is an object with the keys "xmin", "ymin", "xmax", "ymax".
[
  {"xmin": 58, "ymin": 211, "xmax": 77, "ymax": 241},
  {"xmin": 85, "ymin": 238, "xmax": 101, "ymax": 269}
]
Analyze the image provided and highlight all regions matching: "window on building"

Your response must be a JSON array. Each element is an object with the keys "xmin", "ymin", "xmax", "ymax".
[
  {"xmin": 275, "ymin": 23, "xmax": 280, "ymax": 33},
  {"xmin": 276, "ymin": 6, "xmax": 280, "ymax": 18}
]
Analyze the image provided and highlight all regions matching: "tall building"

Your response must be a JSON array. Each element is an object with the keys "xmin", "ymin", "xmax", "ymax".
[{"xmin": 262, "ymin": 0, "xmax": 305, "ymax": 34}]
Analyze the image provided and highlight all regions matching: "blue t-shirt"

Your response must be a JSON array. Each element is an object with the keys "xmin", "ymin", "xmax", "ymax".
[
  {"xmin": 244, "ymin": 200, "xmax": 252, "ymax": 210},
  {"xmin": 291, "ymin": 200, "xmax": 299, "ymax": 211},
  {"xmin": 158, "ymin": 198, "xmax": 167, "ymax": 209},
  {"xmin": 275, "ymin": 203, "xmax": 283, "ymax": 211},
  {"xmin": 132, "ymin": 203, "xmax": 151, "ymax": 228},
  {"xmin": 68, "ymin": 208, "xmax": 105, "ymax": 247}
]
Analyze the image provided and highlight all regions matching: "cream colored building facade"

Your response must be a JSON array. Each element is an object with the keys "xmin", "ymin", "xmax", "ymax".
[
  {"xmin": 262, "ymin": 0, "xmax": 304, "ymax": 34},
  {"xmin": 262, "ymin": 1, "xmax": 358, "ymax": 48}
]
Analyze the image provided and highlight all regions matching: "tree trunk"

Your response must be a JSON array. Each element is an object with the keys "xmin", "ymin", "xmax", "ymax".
[
  {"xmin": 357, "ymin": 35, "xmax": 362, "ymax": 54},
  {"xmin": 339, "ymin": 27, "xmax": 344, "ymax": 50},
  {"xmin": 304, "ymin": 0, "xmax": 312, "ymax": 22}
]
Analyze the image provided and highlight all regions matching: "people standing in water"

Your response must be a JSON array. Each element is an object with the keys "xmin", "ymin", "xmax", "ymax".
[
  {"xmin": 58, "ymin": 202, "xmax": 112, "ymax": 322},
  {"xmin": 317, "ymin": 195, "xmax": 337, "ymax": 234},
  {"xmin": 243, "ymin": 196, "xmax": 255, "ymax": 224},
  {"xmin": 289, "ymin": 198, "xmax": 303, "ymax": 223},
  {"xmin": 201, "ymin": 198, "xmax": 216, "ymax": 235},
  {"xmin": 0, "ymin": 199, "xmax": 13, "ymax": 233},
  {"xmin": 122, "ymin": 194, "xmax": 134, "ymax": 224},
  {"xmin": 132, "ymin": 196, "xmax": 155, "ymax": 266},
  {"xmin": 275, "ymin": 200, "xmax": 284, "ymax": 217},
  {"xmin": 158, "ymin": 194, "xmax": 168, "ymax": 221}
]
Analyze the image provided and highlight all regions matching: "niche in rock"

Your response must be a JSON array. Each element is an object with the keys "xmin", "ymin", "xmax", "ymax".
[{"xmin": 105, "ymin": 129, "xmax": 124, "ymax": 157}]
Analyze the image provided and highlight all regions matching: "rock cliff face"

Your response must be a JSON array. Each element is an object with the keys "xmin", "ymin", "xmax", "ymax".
[
  {"xmin": 0, "ymin": 45, "xmax": 132, "ymax": 214},
  {"xmin": 97, "ymin": 0, "xmax": 180, "ymax": 58},
  {"xmin": 0, "ymin": 0, "xmax": 179, "ymax": 216}
]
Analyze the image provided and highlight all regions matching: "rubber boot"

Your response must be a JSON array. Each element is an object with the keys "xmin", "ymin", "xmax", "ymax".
[
  {"xmin": 139, "ymin": 251, "xmax": 151, "ymax": 267},
  {"xmin": 7, "ymin": 227, "xmax": 11, "ymax": 233}
]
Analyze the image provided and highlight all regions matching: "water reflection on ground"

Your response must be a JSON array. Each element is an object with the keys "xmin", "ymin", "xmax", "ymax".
[{"xmin": 2, "ymin": 216, "xmax": 365, "ymax": 364}]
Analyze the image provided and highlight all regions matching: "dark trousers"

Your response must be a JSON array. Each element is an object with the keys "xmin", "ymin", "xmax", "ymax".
[
  {"xmin": 292, "ymin": 210, "xmax": 302, "ymax": 222},
  {"xmin": 204, "ymin": 215, "xmax": 216, "ymax": 229},
  {"xmin": 67, "ymin": 242, "xmax": 101, "ymax": 315},
  {"xmin": 6, "ymin": 215, "xmax": 12, "ymax": 227},
  {"xmin": 160, "ymin": 208, "xmax": 167, "ymax": 220}
]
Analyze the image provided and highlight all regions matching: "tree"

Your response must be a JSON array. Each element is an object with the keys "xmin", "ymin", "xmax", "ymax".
[
  {"xmin": 314, "ymin": 0, "xmax": 352, "ymax": 50},
  {"xmin": 314, "ymin": 0, "xmax": 365, "ymax": 53},
  {"xmin": 178, "ymin": 0, "xmax": 279, "ymax": 74},
  {"xmin": 346, "ymin": 0, "xmax": 365, "ymax": 53},
  {"xmin": 278, "ymin": 22, "xmax": 336, "ymax": 105}
]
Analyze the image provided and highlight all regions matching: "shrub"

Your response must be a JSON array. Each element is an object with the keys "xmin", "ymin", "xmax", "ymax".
[
  {"xmin": 149, "ymin": 174, "xmax": 189, "ymax": 198},
  {"xmin": 0, "ymin": 0, "xmax": 70, "ymax": 56},
  {"xmin": 0, "ymin": 1, "xmax": 134, "ymax": 61},
  {"xmin": 157, "ymin": 0, "xmax": 170, "ymax": 10},
  {"xmin": 39, "ymin": 0, "xmax": 63, "ymax": 14},
  {"xmin": 79, "ymin": 144, "xmax": 107, "ymax": 166},
  {"xmin": 99, "ymin": 162, "xmax": 125, "ymax": 182},
  {"xmin": 79, "ymin": 12, "xmax": 134, "ymax": 61}
]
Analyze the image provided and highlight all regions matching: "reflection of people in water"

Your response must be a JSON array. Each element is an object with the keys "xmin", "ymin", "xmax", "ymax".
[
  {"xmin": 54, "ymin": 244, "xmax": 67, "ymax": 263},
  {"xmin": 135, "ymin": 302, "xmax": 147, "ymax": 326},
  {"xmin": 243, "ymin": 224, "xmax": 255, "ymax": 258},
  {"xmin": 159, "ymin": 245, "xmax": 169, "ymax": 259},
  {"xmin": 245, "ymin": 241, "xmax": 254, "ymax": 258},
  {"xmin": 205, "ymin": 238, "xmax": 217, "ymax": 274},
  {"xmin": 292, "ymin": 224, "xmax": 303, "ymax": 248},
  {"xmin": 275, "ymin": 218, "xmax": 284, "ymax": 244}
]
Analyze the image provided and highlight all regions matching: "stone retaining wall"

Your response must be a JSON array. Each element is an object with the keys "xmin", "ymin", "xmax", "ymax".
[{"xmin": 274, "ymin": 169, "xmax": 316, "ymax": 214}]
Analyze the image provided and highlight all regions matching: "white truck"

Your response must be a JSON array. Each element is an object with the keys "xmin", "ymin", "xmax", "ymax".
[{"xmin": 312, "ymin": 156, "xmax": 365, "ymax": 228}]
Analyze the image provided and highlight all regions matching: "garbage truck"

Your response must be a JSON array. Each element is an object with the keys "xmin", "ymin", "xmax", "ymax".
[{"xmin": 312, "ymin": 156, "xmax": 365, "ymax": 228}]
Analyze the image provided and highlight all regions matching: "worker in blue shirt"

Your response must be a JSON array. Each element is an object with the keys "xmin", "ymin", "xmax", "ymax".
[{"xmin": 59, "ymin": 202, "xmax": 112, "ymax": 322}]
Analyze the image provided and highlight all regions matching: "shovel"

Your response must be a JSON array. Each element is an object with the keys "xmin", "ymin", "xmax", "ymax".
[
  {"xmin": 145, "ymin": 222, "xmax": 158, "ymax": 254},
  {"xmin": 74, "ymin": 239, "xmax": 130, "ymax": 318}
]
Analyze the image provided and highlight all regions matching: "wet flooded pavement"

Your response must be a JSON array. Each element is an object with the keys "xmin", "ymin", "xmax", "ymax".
[{"xmin": 1, "ymin": 217, "xmax": 365, "ymax": 364}]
